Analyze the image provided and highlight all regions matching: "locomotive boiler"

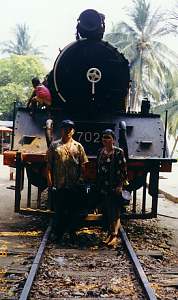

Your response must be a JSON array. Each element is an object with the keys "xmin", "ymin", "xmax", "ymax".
[{"xmin": 4, "ymin": 9, "xmax": 174, "ymax": 218}]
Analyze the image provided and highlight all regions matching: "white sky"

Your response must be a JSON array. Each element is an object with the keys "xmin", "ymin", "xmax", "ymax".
[{"xmin": 0, "ymin": 0, "xmax": 177, "ymax": 70}]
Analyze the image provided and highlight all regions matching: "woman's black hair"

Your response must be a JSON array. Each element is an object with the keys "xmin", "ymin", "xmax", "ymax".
[{"xmin": 101, "ymin": 129, "xmax": 116, "ymax": 139}]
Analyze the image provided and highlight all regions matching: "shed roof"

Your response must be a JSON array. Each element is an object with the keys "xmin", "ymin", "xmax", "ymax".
[
  {"xmin": 0, "ymin": 126, "xmax": 12, "ymax": 132},
  {"xmin": 0, "ymin": 121, "xmax": 13, "ymax": 128}
]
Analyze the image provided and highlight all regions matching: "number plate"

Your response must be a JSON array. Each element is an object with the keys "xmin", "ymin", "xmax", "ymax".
[{"xmin": 74, "ymin": 122, "xmax": 115, "ymax": 155}]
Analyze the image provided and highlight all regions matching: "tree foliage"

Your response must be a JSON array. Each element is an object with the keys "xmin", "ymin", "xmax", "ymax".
[
  {"xmin": 168, "ymin": 2, "xmax": 178, "ymax": 33},
  {"xmin": 1, "ymin": 23, "xmax": 45, "ymax": 57},
  {"xmin": 105, "ymin": 0, "xmax": 178, "ymax": 110},
  {"xmin": 153, "ymin": 71, "xmax": 178, "ymax": 136},
  {"xmin": 153, "ymin": 100, "xmax": 178, "ymax": 137},
  {"xmin": 0, "ymin": 55, "xmax": 46, "ymax": 118}
]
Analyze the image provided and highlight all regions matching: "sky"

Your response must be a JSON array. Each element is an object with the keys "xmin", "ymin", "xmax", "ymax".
[{"xmin": 0, "ymin": 0, "xmax": 177, "ymax": 70}]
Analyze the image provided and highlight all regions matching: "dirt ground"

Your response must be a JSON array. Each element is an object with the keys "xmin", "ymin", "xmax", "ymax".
[{"xmin": 0, "ymin": 155, "xmax": 46, "ymax": 231}]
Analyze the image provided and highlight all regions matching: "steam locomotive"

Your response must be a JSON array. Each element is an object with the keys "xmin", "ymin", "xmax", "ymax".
[{"xmin": 4, "ymin": 9, "xmax": 174, "ymax": 218}]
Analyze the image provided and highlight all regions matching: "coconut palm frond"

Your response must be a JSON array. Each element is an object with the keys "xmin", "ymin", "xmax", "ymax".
[
  {"xmin": 145, "ymin": 9, "xmax": 163, "ymax": 35},
  {"xmin": 129, "ymin": 0, "xmax": 150, "ymax": 32},
  {"xmin": 153, "ymin": 101, "xmax": 178, "ymax": 136},
  {"xmin": 168, "ymin": 112, "xmax": 178, "ymax": 136},
  {"xmin": 1, "ymin": 23, "xmax": 45, "ymax": 57},
  {"xmin": 152, "ymin": 41, "xmax": 178, "ymax": 68},
  {"xmin": 106, "ymin": 0, "xmax": 178, "ymax": 111},
  {"xmin": 115, "ymin": 22, "xmax": 137, "ymax": 34},
  {"xmin": 143, "ymin": 81, "xmax": 161, "ymax": 102}
]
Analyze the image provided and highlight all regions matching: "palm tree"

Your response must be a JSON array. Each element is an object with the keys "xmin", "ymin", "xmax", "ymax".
[
  {"xmin": 1, "ymin": 23, "xmax": 44, "ymax": 56},
  {"xmin": 105, "ymin": 0, "xmax": 178, "ymax": 110},
  {"xmin": 154, "ymin": 100, "xmax": 178, "ymax": 137},
  {"xmin": 168, "ymin": 2, "xmax": 178, "ymax": 33},
  {"xmin": 154, "ymin": 70, "xmax": 178, "ymax": 136}
]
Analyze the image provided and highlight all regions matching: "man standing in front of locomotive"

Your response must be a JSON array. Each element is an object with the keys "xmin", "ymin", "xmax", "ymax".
[
  {"xmin": 27, "ymin": 77, "xmax": 52, "ymax": 113},
  {"xmin": 97, "ymin": 129, "xmax": 128, "ymax": 247},
  {"xmin": 47, "ymin": 119, "xmax": 88, "ymax": 241}
]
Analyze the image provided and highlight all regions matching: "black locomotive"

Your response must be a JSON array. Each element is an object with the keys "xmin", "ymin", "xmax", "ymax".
[{"xmin": 4, "ymin": 9, "xmax": 174, "ymax": 218}]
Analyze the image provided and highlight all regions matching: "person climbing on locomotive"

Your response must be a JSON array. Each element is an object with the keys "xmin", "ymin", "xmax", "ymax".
[
  {"xmin": 97, "ymin": 129, "xmax": 128, "ymax": 247},
  {"xmin": 47, "ymin": 119, "xmax": 88, "ymax": 241},
  {"xmin": 27, "ymin": 77, "xmax": 52, "ymax": 109}
]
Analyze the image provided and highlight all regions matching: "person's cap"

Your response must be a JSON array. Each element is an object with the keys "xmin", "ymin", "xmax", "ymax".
[
  {"xmin": 60, "ymin": 119, "xmax": 75, "ymax": 129},
  {"xmin": 101, "ymin": 129, "xmax": 115, "ymax": 139}
]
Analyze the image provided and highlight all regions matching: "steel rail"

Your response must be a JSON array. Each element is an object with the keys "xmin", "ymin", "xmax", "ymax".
[
  {"xmin": 19, "ymin": 220, "xmax": 52, "ymax": 300},
  {"xmin": 120, "ymin": 226, "xmax": 157, "ymax": 300}
]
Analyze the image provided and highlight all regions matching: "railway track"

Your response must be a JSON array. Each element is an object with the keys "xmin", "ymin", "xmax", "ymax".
[
  {"xmin": 20, "ymin": 223, "xmax": 157, "ymax": 299},
  {"xmin": 1, "ymin": 218, "xmax": 178, "ymax": 299},
  {"xmin": 25, "ymin": 220, "xmax": 178, "ymax": 300}
]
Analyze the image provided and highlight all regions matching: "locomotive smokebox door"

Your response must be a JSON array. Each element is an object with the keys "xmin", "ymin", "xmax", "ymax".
[{"xmin": 52, "ymin": 39, "xmax": 130, "ymax": 112}]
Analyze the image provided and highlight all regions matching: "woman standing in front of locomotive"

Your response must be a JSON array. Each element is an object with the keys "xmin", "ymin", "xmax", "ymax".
[{"xmin": 97, "ymin": 129, "xmax": 128, "ymax": 247}]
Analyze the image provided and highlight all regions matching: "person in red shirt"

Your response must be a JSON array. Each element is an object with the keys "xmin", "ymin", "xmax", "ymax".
[{"xmin": 27, "ymin": 77, "xmax": 52, "ymax": 109}]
